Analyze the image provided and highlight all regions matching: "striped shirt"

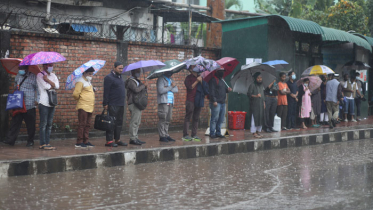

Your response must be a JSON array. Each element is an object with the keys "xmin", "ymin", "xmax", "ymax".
[{"xmin": 14, "ymin": 72, "xmax": 39, "ymax": 110}]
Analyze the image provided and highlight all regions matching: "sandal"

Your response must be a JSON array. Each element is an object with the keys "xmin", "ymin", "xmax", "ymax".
[
  {"xmin": 253, "ymin": 133, "xmax": 261, "ymax": 138},
  {"xmin": 39, "ymin": 144, "xmax": 55, "ymax": 150}
]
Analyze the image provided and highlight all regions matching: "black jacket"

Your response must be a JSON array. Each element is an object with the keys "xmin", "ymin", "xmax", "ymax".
[
  {"xmin": 103, "ymin": 71, "xmax": 126, "ymax": 106},
  {"xmin": 208, "ymin": 77, "xmax": 228, "ymax": 104}
]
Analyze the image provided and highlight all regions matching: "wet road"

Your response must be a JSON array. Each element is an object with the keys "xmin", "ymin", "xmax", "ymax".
[{"xmin": 1, "ymin": 139, "xmax": 373, "ymax": 210}]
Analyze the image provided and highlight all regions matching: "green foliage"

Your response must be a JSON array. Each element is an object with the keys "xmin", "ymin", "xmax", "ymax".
[{"xmin": 225, "ymin": 0, "xmax": 243, "ymax": 10}]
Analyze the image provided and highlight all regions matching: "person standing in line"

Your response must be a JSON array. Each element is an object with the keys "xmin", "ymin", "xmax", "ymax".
[
  {"xmin": 72, "ymin": 67, "xmax": 95, "ymax": 148},
  {"xmin": 125, "ymin": 68, "xmax": 146, "ymax": 145},
  {"xmin": 342, "ymin": 74, "xmax": 358, "ymax": 122},
  {"xmin": 298, "ymin": 78, "xmax": 312, "ymax": 129},
  {"xmin": 326, "ymin": 73, "xmax": 343, "ymax": 129},
  {"xmin": 353, "ymin": 73, "xmax": 364, "ymax": 121},
  {"xmin": 248, "ymin": 72, "xmax": 265, "ymax": 138},
  {"xmin": 310, "ymin": 85, "xmax": 321, "ymax": 128},
  {"xmin": 286, "ymin": 71, "xmax": 299, "ymax": 130},
  {"xmin": 37, "ymin": 63, "xmax": 59, "ymax": 150},
  {"xmin": 277, "ymin": 72, "xmax": 290, "ymax": 130},
  {"xmin": 157, "ymin": 71, "xmax": 178, "ymax": 142},
  {"xmin": 263, "ymin": 79, "xmax": 278, "ymax": 133},
  {"xmin": 208, "ymin": 68, "xmax": 232, "ymax": 139},
  {"xmin": 103, "ymin": 61, "xmax": 127, "ymax": 147},
  {"xmin": 3, "ymin": 66, "xmax": 38, "ymax": 147},
  {"xmin": 319, "ymin": 75, "xmax": 329, "ymax": 125},
  {"xmin": 182, "ymin": 66, "xmax": 209, "ymax": 141}
]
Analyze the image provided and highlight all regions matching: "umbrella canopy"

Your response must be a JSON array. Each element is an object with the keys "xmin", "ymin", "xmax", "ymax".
[
  {"xmin": 65, "ymin": 60, "xmax": 106, "ymax": 90},
  {"xmin": 147, "ymin": 60, "xmax": 186, "ymax": 80},
  {"xmin": 0, "ymin": 58, "xmax": 41, "ymax": 75},
  {"xmin": 122, "ymin": 60, "xmax": 165, "ymax": 74},
  {"xmin": 201, "ymin": 57, "xmax": 239, "ymax": 82},
  {"xmin": 231, "ymin": 63, "xmax": 276, "ymax": 95},
  {"xmin": 296, "ymin": 76, "xmax": 322, "ymax": 93},
  {"xmin": 19, "ymin": 51, "xmax": 66, "ymax": 66},
  {"xmin": 342, "ymin": 61, "xmax": 371, "ymax": 70},
  {"xmin": 185, "ymin": 56, "xmax": 221, "ymax": 72},
  {"xmin": 302, "ymin": 65, "xmax": 334, "ymax": 76},
  {"xmin": 262, "ymin": 60, "xmax": 289, "ymax": 70}
]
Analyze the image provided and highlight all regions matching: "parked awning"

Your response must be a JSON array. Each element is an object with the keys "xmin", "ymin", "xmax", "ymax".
[
  {"xmin": 321, "ymin": 27, "xmax": 372, "ymax": 52},
  {"xmin": 214, "ymin": 15, "xmax": 324, "ymax": 35},
  {"xmin": 71, "ymin": 24, "xmax": 98, "ymax": 33}
]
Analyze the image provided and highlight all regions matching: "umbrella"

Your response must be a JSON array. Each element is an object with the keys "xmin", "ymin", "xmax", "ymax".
[
  {"xmin": 147, "ymin": 60, "xmax": 186, "ymax": 80},
  {"xmin": 201, "ymin": 57, "xmax": 239, "ymax": 82},
  {"xmin": 302, "ymin": 65, "xmax": 334, "ymax": 76},
  {"xmin": 296, "ymin": 76, "xmax": 322, "ymax": 92},
  {"xmin": 65, "ymin": 60, "xmax": 106, "ymax": 90},
  {"xmin": 19, "ymin": 51, "xmax": 66, "ymax": 66},
  {"xmin": 0, "ymin": 58, "xmax": 41, "ymax": 75},
  {"xmin": 231, "ymin": 63, "xmax": 276, "ymax": 95},
  {"xmin": 342, "ymin": 61, "xmax": 371, "ymax": 70},
  {"xmin": 262, "ymin": 60, "xmax": 289, "ymax": 70},
  {"xmin": 185, "ymin": 56, "xmax": 221, "ymax": 72},
  {"xmin": 122, "ymin": 60, "xmax": 165, "ymax": 74}
]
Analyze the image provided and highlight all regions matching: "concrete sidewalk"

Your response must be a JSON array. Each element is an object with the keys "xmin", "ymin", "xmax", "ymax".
[{"xmin": 1, "ymin": 118, "xmax": 373, "ymax": 177}]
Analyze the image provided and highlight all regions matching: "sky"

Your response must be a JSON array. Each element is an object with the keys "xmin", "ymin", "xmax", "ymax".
[{"xmin": 199, "ymin": 0, "xmax": 256, "ymax": 12}]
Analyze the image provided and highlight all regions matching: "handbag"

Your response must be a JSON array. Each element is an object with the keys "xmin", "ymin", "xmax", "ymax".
[
  {"xmin": 6, "ymin": 76, "xmax": 28, "ymax": 114},
  {"xmin": 94, "ymin": 109, "xmax": 115, "ymax": 131},
  {"xmin": 41, "ymin": 72, "xmax": 58, "ymax": 106}
]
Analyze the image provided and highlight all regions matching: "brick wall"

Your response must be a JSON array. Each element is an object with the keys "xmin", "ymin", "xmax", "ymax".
[{"xmin": 8, "ymin": 33, "xmax": 220, "ymax": 135}]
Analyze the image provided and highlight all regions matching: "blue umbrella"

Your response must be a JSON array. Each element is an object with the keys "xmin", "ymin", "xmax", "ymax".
[
  {"xmin": 263, "ymin": 60, "xmax": 289, "ymax": 70},
  {"xmin": 122, "ymin": 60, "xmax": 165, "ymax": 74},
  {"xmin": 65, "ymin": 60, "xmax": 106, "ymax": 90}
]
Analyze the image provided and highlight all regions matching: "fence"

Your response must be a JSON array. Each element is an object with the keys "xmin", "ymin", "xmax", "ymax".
[{"xmin": 0, "ymin": 4, "xmax": 207, "ymax": 46}]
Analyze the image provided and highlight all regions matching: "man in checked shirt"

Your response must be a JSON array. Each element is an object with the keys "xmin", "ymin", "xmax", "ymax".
[{"xmin": 3, "ymin": 65, "xmax": 38, "ymax": 147}]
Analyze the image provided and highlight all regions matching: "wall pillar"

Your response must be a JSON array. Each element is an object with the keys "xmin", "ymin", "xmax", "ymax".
[{"xmin": 206, "ymin": 0, "xmax": 225, "ymax": 48}]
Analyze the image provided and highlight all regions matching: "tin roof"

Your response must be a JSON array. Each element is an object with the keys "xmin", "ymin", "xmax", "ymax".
[{"xmin": 322, "ymin": 27, "xmax": 372, "ymax": 52}]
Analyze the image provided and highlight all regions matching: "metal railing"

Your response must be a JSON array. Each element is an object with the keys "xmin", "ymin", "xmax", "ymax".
[{"xmin": 0, "ymin": 4, "xmax": 206, "ymax": 46}]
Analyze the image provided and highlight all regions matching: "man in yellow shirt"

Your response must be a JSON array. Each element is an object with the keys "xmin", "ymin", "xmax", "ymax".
[{"xmin": 73, "ymin": 67, "xmax": 95, "ymax": 148}]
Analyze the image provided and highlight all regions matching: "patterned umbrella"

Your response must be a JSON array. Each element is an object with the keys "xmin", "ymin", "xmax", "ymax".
[
  {"xmin": 147, "ymin": 60, "xmax": 186, "ymax": 80},
  {"xmin": 0, "ymin": 58, "xmax": 41, "ymax": 75},
  {"xmin": 296, "ymin": 76, "xmax": 322, "ymax": 92},
  {"xmin": 185, "ymin": 56, "xmax": 220, "ymax": 72},
  {"xmin": 19, "ymin": 51, "xmax": 66, "ymax": 66},
  {"xmin": 302, "ymin": 65, "xmax": 334, "ymax": 76},
  {"xmin": 201, "ymin": 57, "xmax": 239, "ymax": 82},
  {"xmin": 122, "ymin": 60, "xmax": 165, "ymax": 74},
  {"xmin": 65, "ymin": 60, "xmax": 106, "ymax": 90}
]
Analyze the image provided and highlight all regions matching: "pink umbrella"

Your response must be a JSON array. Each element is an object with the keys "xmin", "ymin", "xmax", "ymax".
[
  {"xmin": 0, "ymin": 58, "xmax": 41, "ymax": 75},
  {"xmin": 201, "ymin": 57, "xmax": 239, "ymax": 82},
  {"xmin": 19, "ymin": 51, "xmax": 66, "ymax": 66},
  {"xmin": 296, "ymin": 76, "xmax": 322, "ymax": 92}
]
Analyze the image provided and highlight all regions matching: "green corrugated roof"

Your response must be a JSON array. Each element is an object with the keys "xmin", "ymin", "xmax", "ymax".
[
  {"xmin": 364, "ymin": 36, "xmax": 373, "ymax": 46},
  {"xmin": 322, "ymin": 27, "xmax": 372, "ymax": 52},
  {"xmin": 214, "ymin": 15, "xmax": 324, "ymax": 35}
]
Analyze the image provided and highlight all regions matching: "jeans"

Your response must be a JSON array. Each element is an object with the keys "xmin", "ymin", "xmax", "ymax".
[
  {"xmin": 106, "ymin": 106, "xmax": 124, "ymax": 142},
  {"xmin": 39, "ymin": 104, "xmax": 56, "ymax": 145},
  {"xmin": 158, "ymin": 104, "xmax": 173, "ymax": 138},
  {"xmin": 345, "ymin": 99, "xmax": 355, "ymax": 115},
  {"xmin": 209, "ymin": 102, "xmax": 226, "ymax": 136},
  {"xmin": 77, "ymin": 109, "xmax": 92, "ymax": 144},
  {"xmin": 264, "ymin": 97, "xmax": 277, "ymax": 129},
  {"xmin": 183, "ymin": 100, "xmax": 202, "ymax": 137},
  {"xmin": 287, "ymin": 101, "xmax": 297, "ymax": 128},
  {"xmin": 6, "ymin": 108, "xmax": 36, "ymax": 144}
]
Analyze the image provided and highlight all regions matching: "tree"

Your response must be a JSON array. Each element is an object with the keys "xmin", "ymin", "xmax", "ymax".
[
  {"xmin": 367, "ymin": 0, "xmax": 373, "ymax": 36},
  {"xmin": 225, "ymin": 0, "xmax": 243, "ymax": 10}
]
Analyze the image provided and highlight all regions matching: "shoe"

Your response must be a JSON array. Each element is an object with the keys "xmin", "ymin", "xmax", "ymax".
[
  {"xmin": 265, "ymin": 128, "xmax": 272, "ymax": 133},
  {"xmin": 292, "ymin": 127, "xmax": 300, "ymax": 130},
  {"xmin": 129, "ymin": 139, "xmax": 142, "ymax": 145},
  {"xmin": 2, "ymin": 141, "xmax": 15, "ymax": 146},
  {"xmin": 351, "ymin": 119, "xmax": 357, "ymax": 122},
  {"xmin": 269, "ymin": 128, "xmax": 278, "ymax": 132},
  {"xmin": 159, "ymin": 137, "xmax": 169, "ymax": 142},
  {"xmin": 26, "ymin": 141, "xmax": 34, "ymax": 147},
  {"xmin": 344, "ymin": 119, "xmax": 348, "ymax": 122},
  {"xmin": 167, "ymin": 136, "xmax": 176, "ymax": 142},
  {"xmin": 182, "ymin": 136, "xmax": 193, "ymax": 141},
  {"xmin": 192, "ymin": 136, "xmax": 202, "ymax": 142},
  {"xmin": 282, "ymin": 127, "xmax": 287, "ymax": 131},
  {"xmin": 85, "ymin": 142, "xmax": 95, "ymax": 147},
  {"xmin": 137, "ymin": 139, "xmax": 146, "ymax": 144},
  {"xmin": 329, "ymin": 125, "xmax": 334, "ymax": 129},
  {"xmin": 116, "ymin": 141, "xmax": 128, "ymax": 146},
  {"xmin": 216, "ymin": 134, "xmax": 226, "ymax": 138},
  {"xmin": 105, "ymin": 141, "xmax": 118, "ymax": 147},
  {"xmin": 331, "ymin": 119, "xmax": 336, "ymax": 127},
  {"xmin": 312, "ymin": 124, "xmax": 321, "ymax": 128},
  {"xmin": 210, "ymin": 135, "xmax": 217, "ymax": 139},
  {"xmin": 75, "ymin": 143, "xmax": 87, "ymax": 148}
]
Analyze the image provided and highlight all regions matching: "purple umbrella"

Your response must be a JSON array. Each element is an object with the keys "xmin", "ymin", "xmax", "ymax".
[
  {"xmin": 19, "ymin": 51, "xmax": 66, "ymax": 66},
  {"xmin": 122, "ymin": 60, "xmax": 165, "ymax": 74}
]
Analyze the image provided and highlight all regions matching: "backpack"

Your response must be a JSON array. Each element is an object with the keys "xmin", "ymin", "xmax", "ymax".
[{"xmin": 129, "ymin": 78, "xmax": 148, "ymax": 110}]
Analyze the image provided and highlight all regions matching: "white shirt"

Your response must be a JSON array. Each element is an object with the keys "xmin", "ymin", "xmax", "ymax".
[
  {"xmin": 343, "ymin": 81, "xmax": 357, "ymax": 100},
  {"xmin": 37, "ymin": 71, "xmax": 60, "ymax": 107}
]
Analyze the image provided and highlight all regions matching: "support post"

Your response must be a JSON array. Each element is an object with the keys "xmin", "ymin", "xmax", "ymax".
[{"xmin": 188, "ymin": 3, "xmax": 192, "ymax": 45}]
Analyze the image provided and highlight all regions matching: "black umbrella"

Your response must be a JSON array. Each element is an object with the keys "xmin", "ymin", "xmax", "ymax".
[{"xmin": 343, "ymin": 61, "xmax": 371, "ymax": 70}]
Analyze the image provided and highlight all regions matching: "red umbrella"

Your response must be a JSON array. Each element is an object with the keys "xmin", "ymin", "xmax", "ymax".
[
  {"xmin": 0, "ymin": 58, "xmax": 41, "ymax": 75},
  {"xmin": 201, "ymin": 57, "xmax": 239, "ymax": 82}
]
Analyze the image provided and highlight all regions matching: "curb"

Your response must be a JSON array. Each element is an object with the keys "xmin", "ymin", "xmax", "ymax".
[{"xmin": 1, "ymin": 128, "xmax": 372, "ymax": 177}]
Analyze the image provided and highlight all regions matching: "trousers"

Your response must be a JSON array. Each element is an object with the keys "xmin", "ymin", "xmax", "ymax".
[
  {"xmin": 6, "ymin": 108, "xmax": 36, "ymax": 144},
  {"xmin": 77, "ymin": 109, "xmax": 92, "ymax": 144},
  {"xmin": 128, "ymin": 104, "xmax": 142, "ymax": 140},
  {"xmin": 106, "ymin": 105, "xmax": 124, "ymax": 142},
  {"xmin": 158, "ymin": 104, "xmax": 173, "ymax": 138},
  {"xmin": 183, "ymin": 100, "xmax": 202, "ymax": 137}
]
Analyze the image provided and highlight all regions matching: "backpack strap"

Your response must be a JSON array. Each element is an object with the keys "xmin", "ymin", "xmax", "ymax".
[{"xmin": 17, "ymin": 76, "xmax": 28, "ymax": 90}]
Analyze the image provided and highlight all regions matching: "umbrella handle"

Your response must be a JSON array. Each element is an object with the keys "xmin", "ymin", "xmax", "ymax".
[{"xmin": 222, "ymin": 79, "xmax": 230, "ymax": 88}]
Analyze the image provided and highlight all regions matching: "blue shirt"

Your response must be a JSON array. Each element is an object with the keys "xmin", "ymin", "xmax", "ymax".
[
  {"xmin": 15, "ymin": 72, "xmax": 39, "ymax": 110},
  {"xmin": 164, "ymin": 76, "xmax": 174, "ymax": 104}
]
